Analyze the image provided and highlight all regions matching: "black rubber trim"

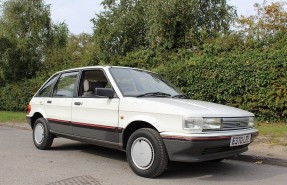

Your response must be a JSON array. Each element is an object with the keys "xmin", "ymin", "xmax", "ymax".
[{"xmin": 47, "ymin": 118, "xmax": 123, "ymax": 133}]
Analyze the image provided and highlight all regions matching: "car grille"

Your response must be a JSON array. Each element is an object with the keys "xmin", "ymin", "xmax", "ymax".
[
  {"xmin": 202, "ymin": 117, "xmax": 251, "ymax": 132},
  {"xmin": 222, "ymin": 117, "xmax": 250, "ymax": 130}
]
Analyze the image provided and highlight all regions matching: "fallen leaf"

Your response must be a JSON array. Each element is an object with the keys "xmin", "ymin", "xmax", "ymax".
[{"xmin": 255, "ymin": 161, "xmax": 263, "ymax": 165}]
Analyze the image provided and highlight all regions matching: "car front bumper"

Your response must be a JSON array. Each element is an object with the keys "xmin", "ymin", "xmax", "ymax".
[{"xmin": 161, "ymin": 128, "xmax": 259, "ymax": 162}]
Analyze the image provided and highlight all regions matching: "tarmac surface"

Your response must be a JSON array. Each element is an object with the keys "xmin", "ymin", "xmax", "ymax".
[
  {"xmin": 1, "ymin": 122, "xmax": 287, "ymax": 167},
  {"xmin": 0, "ymin": 123, "xmax": 287, "ymax": 185}
]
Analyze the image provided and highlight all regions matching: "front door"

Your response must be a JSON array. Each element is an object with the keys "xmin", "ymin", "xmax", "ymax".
[{"xmin": 71, "ymin": 69, "xmax": 120, "ymax": 143}]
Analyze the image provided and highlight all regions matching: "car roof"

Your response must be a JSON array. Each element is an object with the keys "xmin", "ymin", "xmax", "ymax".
[{"xmin": 56, "ymin": 66, "xmax": 154, "ymax": 74}]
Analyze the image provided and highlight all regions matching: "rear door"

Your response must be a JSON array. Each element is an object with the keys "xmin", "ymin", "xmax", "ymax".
[
  {"xmin": 71, "ymin": 69, "xmax": 120, "ymax": 143},
  {"xmin": 45, "ymin": 71, "xmax": 79, "ymax": 135}
]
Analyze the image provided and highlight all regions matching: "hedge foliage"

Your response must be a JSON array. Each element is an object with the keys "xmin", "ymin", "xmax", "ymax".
[
  {"xmin": 156, "ymin": 50, "xmax": 287, "ymax": 122},
  {"xmin": 113, "ymin": 32, "xmax": 287, "ymax": 122},
  {"xmin": 0, "ymin": 77, "xmax": 45, "ymax": 112},
  {"xmin": 1, "ymin": 32, "xmax": 286, "ymax": 122}
]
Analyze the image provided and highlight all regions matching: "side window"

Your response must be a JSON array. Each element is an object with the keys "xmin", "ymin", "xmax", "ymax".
[
  {"xmin": 79, "ymin": 70, "xmax": 112, "ymax": 97},
  {"xmin": 37, "ymin": 74, "xmax": 59, "ymax": 97},
  {"xmin": 52, "ymin": 72, "xmax": 78, "ymax": 97}
]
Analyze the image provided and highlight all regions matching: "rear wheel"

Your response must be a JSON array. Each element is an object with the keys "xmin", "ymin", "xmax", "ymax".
[
  {"xmin": 33, "ymin": 118, "xmax": 54, "ymax": 150},
  {"xmin": 126, "ymin": 128, "xmax": 168, "ymax": 178}
]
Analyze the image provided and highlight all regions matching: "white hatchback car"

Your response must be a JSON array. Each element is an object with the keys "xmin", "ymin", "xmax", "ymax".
[{"xmin": 27, "ymin": 66, "xmax": 258, "ymax": 177}]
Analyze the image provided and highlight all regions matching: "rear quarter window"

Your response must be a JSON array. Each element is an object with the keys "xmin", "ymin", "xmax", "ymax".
[{"xmin": 37, "ymin": 74, "xmax": 59, "ymax": 97}]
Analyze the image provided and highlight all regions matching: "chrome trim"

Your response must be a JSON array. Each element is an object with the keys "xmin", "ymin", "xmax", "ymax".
[
  {"xmin": 202, "ymin": 117, "xmax": 252, "ymax": 131},
  {"xmin": 160, "ymin": 128, "xmax": 258, "ymax": 139},
  {"xmin": 222, "ymin": 117, "xmax": 250, "ymax": 130}
]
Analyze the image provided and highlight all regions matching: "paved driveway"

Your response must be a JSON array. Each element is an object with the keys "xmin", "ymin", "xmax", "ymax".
[{"xmin": 1, "ymin": 126, "xmax": 287, "ymax": 185}]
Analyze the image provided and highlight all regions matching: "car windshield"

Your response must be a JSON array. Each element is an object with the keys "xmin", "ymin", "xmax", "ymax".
[{"xmin": 109, "ymin": 67, "xmax": 182, "ymax": 97}]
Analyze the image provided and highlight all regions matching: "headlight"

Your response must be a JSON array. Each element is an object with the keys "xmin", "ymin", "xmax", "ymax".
[
  {"xmin": 248, "ymin": 117, "xmax": 256, "ymax": 127},
  {"xmin": 184, "ymin": 118, "xmax": 202, "ymax": 130},
  {"xmin": 203, "ymin": 118, "xmax": 222, "ymax": 130}
]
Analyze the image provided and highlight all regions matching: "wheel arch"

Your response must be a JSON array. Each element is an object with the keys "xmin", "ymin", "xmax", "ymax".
[
  {"xmin": 122, "ymin": 120, "xmax": 158, "ymax": 150},
  {"xmin": 30, "ymin": 112, "xmax": 44, "ymax": 129}
]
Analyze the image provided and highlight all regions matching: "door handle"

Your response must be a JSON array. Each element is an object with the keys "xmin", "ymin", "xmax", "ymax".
[
  {"xmin": 47, "ymin": 100, "xmax": 52, "ymax": 104},
  {"xmin": 74, "ymin": 102, "xmax": 83, "ymax": 106}
]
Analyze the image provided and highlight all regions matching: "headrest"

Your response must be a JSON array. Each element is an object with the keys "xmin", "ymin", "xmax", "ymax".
[{"xmin": 84, "ymin": 80, "xmax": 107, "ymax": 92}]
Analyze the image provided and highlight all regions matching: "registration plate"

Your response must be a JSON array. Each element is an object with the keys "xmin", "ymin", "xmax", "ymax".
[{"xmin": 230, "ymin": 134, "xmax": 251, "ymax": 147}]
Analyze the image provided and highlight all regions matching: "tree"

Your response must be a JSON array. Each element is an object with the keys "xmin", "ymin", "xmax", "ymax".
[
  {"xmin": 65, "ymin": 34, "xmax": 99, "ymax": 67},
  {"xmin": 147, "ymin": 0, "xmax": 236, "ymax": 49},
  {"xmin": 92, "ymin": 0, "xmax": 148, "ymax": 62},
  {"xmin": 45, "ymin": 33, "xmax": 98, "ymax": 72},
  {"xmin": 238, "ymin": 1, "xmax": 287, "ymax": 40},
  {"xmin": 0, "ymin": 0, "xmax": 68, "ymax": 83},
  {"xmin": 92, "ymin": 0, "xmax": 236, "ymax": 62}
]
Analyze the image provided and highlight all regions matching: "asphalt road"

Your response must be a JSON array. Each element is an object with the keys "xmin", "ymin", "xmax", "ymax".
[{"xmin": 1, "ymin": 126, "xmax": 287, "ymax": 185}]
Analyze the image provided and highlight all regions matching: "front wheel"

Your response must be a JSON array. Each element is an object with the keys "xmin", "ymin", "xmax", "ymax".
[
  {"xmin": 126, "ymin": 128, "xmax": 168, "ymax": 178},
  {"xmin": 33, "ymin": 118, "xmax": 54, "ymax": 150},
  {"xmin": 210, "ymin": 158, "xmax": 225, "ymax": 162}
]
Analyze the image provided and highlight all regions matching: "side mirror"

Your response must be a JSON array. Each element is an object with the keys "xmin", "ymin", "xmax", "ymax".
[{"xmin": 95, "ymin": 88, "xmax": 114, "ymax": 98}]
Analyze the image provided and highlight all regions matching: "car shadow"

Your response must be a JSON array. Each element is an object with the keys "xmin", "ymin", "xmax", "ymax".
[
  {"xmin": 49, "ymin": 139, "xmax": 286, "ymax": 181},
  {"xmin": 161, "ymin": 161, "xmax": 242, "ymax": 179},
  {"xmin": 50, "ymin": 139, "xmax": 127, "ymax": 162}
]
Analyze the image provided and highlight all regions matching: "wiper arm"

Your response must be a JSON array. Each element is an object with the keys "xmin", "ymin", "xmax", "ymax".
[
  {"xmin": 172, "ymin": 94, "xmax": 187, "ymax": 99},
  {"xmin": 137, "ymin": 92, "xmax": 171, "ymax": 98}
]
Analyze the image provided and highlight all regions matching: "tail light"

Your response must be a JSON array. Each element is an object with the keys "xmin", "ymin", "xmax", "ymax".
[{"xmin": 27, "ymin": 104, "xmax": 31, "ymax": 113}]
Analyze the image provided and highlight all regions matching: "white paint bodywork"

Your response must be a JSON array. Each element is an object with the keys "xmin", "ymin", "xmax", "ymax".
[
  {"xmin": 71, "ymin": 97, "xmax": 119, "ymax": 127},
  {"xmin": 28, "ymin": 66, "xmax": 256, "ymax": 137},
  {"xmin": 118, "ymin": 97, "xmax": 254, "ymax": 134}
]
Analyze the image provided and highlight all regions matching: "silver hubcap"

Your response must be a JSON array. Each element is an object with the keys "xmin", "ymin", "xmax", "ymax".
[
  {"xmin": 34, "ymin": 123, "xmax": 44, "ymax": 144},
  {"xmin": 131, "ymin": 137, "xmax": 155, "ymax": 170}
]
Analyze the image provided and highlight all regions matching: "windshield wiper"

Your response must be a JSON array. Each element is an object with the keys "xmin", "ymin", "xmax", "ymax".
[
  {"xmin": 137, "ymin": 92, "xmax": 171, "ymax": 98},
  {"xmin": 172, "ymin": 94, "xmax": 187, "ymax": 99}
]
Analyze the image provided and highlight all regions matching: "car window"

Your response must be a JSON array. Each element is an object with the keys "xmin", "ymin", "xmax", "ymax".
[
  {"xmin": 79, "ymin": 70, "xmax": 112, "ymax": 97},
  {"xmin": 52, "ymin": 72, "xmax": 78, "ymax": 97},
  {"xmin": 37, "ymin": 74, "xmax": 59, "ymax": 97}
]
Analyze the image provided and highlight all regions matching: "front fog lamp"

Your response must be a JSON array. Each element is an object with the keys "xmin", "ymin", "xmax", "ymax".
[
  {"xmin": 203, "ymin": 118, "xmax": 222, "ymax": 130},
  {"xmin": 184, "ymin": 118, "xmax": 202, "ymax": 130},
  {"xmin": 248, "ymin": 117, "xmax": 256, "ymax": 127}
]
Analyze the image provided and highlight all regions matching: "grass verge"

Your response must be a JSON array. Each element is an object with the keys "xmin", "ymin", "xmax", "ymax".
[
  {"xmin": 256, "ymin": 123, "xmax": 287, "ymax": 137},
  {"xmin": 256, "ymin": 122, "xmax": 287, "ymax": 146},
  {"xmin": 0, "ymin": 111, "xmax": 27, "ymax": 123}
]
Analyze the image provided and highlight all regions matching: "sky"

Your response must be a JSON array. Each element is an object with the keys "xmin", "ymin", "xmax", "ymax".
[{"xmin": 44, "ymin": 0, "xmax": 279, "ymax": 35}]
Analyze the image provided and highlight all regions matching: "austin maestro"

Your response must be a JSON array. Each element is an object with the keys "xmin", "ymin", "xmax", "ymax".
[{"xmin": 27, "ymin": 66, "xmax": 258, "ymax": 177}]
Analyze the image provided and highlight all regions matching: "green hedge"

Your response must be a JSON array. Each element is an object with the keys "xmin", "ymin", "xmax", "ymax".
[
  {"xmin": 156, "ymin": 50, "xmax": 287, "ymax": 122},
  {"xmin": 0, "ymin": 77, "xmax": 45, "ymax": 112},
  {"xmin": 1, "ymin": 33, "xmax": 286, "ymax": 122},
  {"xmin": 114, "ymin": 33, "xmax": 287, "ymax": 122}
]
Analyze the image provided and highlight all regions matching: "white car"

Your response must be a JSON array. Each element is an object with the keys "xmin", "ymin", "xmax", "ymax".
[{"xmin": 27, "ymin": 66, "xmax": 258, "ymax": 177}]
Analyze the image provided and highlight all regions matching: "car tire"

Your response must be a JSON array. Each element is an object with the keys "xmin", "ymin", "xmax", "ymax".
[
  {"xmin": 33, "ymin": 118, "xmax": 54, "ymax": 150},
  {"xmin": 126, "ymin": 128, "xmax": 168, "ymax": 178},
  {"xmin": 210, "ymin": 158, "xmax": 225, "ymax": 162}
]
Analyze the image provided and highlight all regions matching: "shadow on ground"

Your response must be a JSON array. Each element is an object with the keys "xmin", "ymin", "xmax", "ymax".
[
  {"xmin": 51, "ymin": 141, "xmax": 127, "ymax": 162},
  {"xmin": 48, "ymin": 139, "xmax": 286, "ymax": 182}
]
